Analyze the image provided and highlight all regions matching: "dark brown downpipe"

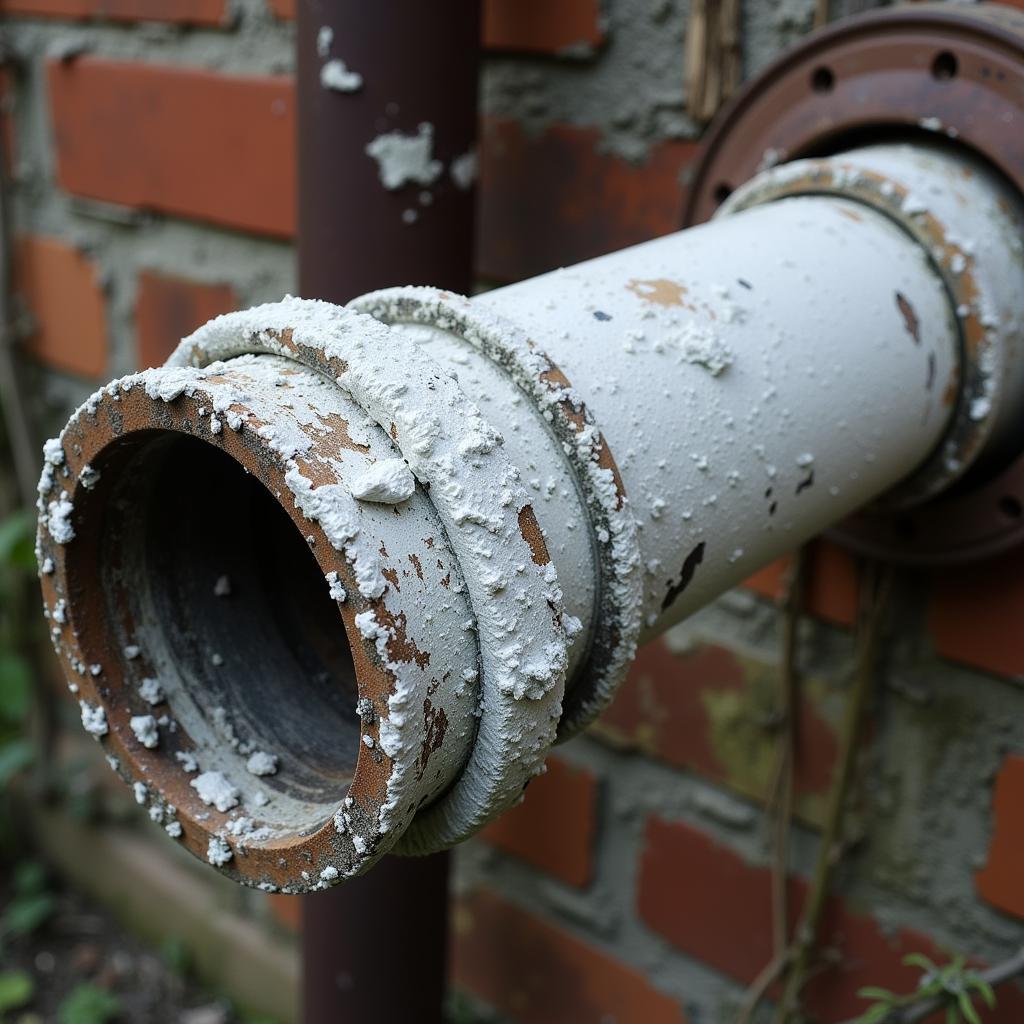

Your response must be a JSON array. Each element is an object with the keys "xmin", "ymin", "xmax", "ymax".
[{"xmin": 296, "ymin": 2, "xmax": 480, "ymax": 1020}]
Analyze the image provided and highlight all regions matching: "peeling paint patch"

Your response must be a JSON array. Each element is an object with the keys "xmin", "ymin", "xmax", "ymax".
[{"xmin": 366, "ymin": 123, "xmax": 443, "ymax": 190}]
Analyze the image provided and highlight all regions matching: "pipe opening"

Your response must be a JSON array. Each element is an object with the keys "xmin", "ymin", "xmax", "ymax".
[{"xmin": 73, "ymin": 430, "xmax": 362, "ymax": 830}]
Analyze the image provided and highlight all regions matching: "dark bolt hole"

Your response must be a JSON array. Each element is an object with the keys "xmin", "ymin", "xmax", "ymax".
[
  {"xmin": 932, "ymin": 51, "xmax": 958, "ymax": 80},
  {"xmin": 85, "ymin": 432, "xmax": 362, "ymax": 823},
  {"xmin": 811, "ymin": 66, "xmax": 835, "ymax": 93},
  {"xmin": 999, "ymin": 495, "xmax": 1023, "ymax": 520},
  {"xmin": 894, "ymin": 516, "xmax": 918, "ymax": 542},
  {"xmin": 713, "ymin": 182, "xmax": 733, "ymax": 205}
]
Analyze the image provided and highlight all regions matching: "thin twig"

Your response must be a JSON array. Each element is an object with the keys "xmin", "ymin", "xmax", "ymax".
[
  {"xmin": 772, "ymin": 562, "xmax": 893, "ymax": 1023},
  {"xmin": 837, "ymin": 947, "xmax": 1024, "ymax": 1024},
  {"xmin": 735, "ymin": 549, "xmax": 807, "ymax": 1024}
]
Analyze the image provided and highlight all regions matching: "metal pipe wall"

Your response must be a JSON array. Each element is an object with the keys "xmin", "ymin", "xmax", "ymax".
[
  {"xmin": 37, "ymin": 143, "xmax": 1024, "ymax": 921},
  {"xmin": 296, "ymin": 2, "xmax": 480, "ymax": 1020}
]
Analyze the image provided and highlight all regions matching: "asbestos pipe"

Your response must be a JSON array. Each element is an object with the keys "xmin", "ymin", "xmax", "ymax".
[
  {"xmin": 34, "ymin": 144, "xmax": 1024, "ymax": 907},
  {"xmin": 296, "ymin": 1, "xmax": 480, "ymax": 1020}
]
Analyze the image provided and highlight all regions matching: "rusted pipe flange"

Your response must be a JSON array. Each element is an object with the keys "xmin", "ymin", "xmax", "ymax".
[
  {"xmin": 685, "ymin": 3, "xmax": 1024, "ymax": 225},
  {"xmin": 38, "ymin": 354, "xmax": 480, "ymax": 891},
  {"xmin": 169, "ymin": 298, "xmax": 576, "ymax": 854},
  {"xmin": 350, "ymin": 287, "xmax": 644, "ymax": 742},
  {"xmin": 685, "ymin": 2, "xmax": 1024, "ymax": 563}
]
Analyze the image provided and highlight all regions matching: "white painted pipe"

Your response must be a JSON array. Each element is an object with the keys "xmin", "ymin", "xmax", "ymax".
[{"xmin": 37, "ymin": 143, "xmax": 1023, "ymax": 888}]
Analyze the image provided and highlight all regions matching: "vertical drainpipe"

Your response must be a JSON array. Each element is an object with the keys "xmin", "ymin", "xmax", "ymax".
[{"xmin": 296, "ymin": 2, "xmax": 481, "ymax": 1021}]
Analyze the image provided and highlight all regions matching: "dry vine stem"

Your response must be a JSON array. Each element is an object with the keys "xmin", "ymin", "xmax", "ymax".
[
  {"xmin": 771, "ymin": 562, "xmax": 894, "ymax": 1022},
  {"xmin": 737, "ymin": 559, "xmax": 892, "ymax": 1024}
]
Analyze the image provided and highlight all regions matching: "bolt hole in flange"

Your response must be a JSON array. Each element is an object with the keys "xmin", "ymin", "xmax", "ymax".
[
  {"xmin": 811, "ymin": 65, "xmax": 835, "ymax": 93},
  {"xmin": 71, "ymin": 431, "xmax": 362, "ymax": 833},
  {"xmin": 932, "ymin": 50, "xmax": 958, "ymax": 80},
  {"xmin": 999, "ymin": 495, "xmax": 1023, "ymax": 521},
  {"xmin": 713, "ymin": 182, "xmax": 733, "ymax": 206}
]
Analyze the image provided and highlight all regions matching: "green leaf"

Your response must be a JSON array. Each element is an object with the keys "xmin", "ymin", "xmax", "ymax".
[
  {"xmin": 57, "ymin": 984, "xmax": 121, "ymax": 1024},
  {"xmin": 968, "ymin": 976, "xmax": 996, "ymax": 1009},
  {"xmin": 2, "ymin": 892, "xmax": 54, "ymax": 937},
  {"xmin": 0, "ymin": 738, "xmax": 34, "ymax": 787},
  {"xmin": 857, "ymin": 987, "xmax": 898, "ymax": 1002},
  {"xmin": 904, "ymin": 953, "xmax": 940, "ymax": 975},
  {"xmin": 0, "ymin": 652, "xmax": 32, "ymax": 723},
  {"xmin": 0, "ymin": 969, "xmax": 34, "ymax": 1011},
  {"xmin": 958, "ymin": 991, "xmax": 982, "ymax": 1024},
  {"xmin": 13, "ymin": 861, "xmax": 47, "ymax": 896},
  {"xmin": 0, "ymin": 510, "xmax": 33, "ymax": 569},
  {"xmin": 858, "ymin": 1006, "xmax": 894, "ymax": 1024}
]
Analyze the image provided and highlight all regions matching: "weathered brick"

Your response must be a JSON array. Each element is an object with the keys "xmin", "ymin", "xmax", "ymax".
[
  {"xmin": 267, "ymin": 893, "xmax": 301, "ymax": 932},
  {"xmin": 483, "ymin": 0, "xmax": 603, "ymax": 53},
  {"xmin": 16, "ymin": 235, "xmax": 108, "ymax": 379},
  {"xmin": 266, "ymin": 0, "xmax": 604, "ymax": 56},
  {"xmin": 743, "ymin": 539, "xmax": 859, "ymax": 628},
  {"xmin": 592, "ymin": 640, "xmax": 838, "ymax": 825},
  {"xmin": 480, "ymin": 756, "xmax": 599, "ymax": 888},
  {"xmin": 478, "ymin": 118, "xmax": 696, "ymax": 282},
  {"xmin": 452, "ymin": 890, "xmax": 687, "ymax": 1024},
  {"xmin": 135, "ymin": 270, "xmax": 237, "ymax": 369},
  {"xmin": 48, "ymin": 59, "xmax": 294, "ymax": 238},
  {"xmin": 638, "ymin": 816, "xmax": 1024, "ymax": 1021},
  {"xmin": 928, "ymin": 546, "xmax": 1024, "ymax": 679},
  {"xmin": 976, "ymin": 754, "xmax": 1024, "ymax": 918},
  {"xmin": 0, "ymin": 0, "xmax": 226, "ymax": 25}
]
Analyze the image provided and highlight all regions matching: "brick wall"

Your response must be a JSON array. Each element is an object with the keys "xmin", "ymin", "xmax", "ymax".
[{"xmin": 6, "ymin": 0, "xmax": 1024, "ymax": 1021}]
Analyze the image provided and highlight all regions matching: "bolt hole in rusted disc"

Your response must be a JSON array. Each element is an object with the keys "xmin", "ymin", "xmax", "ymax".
[{"xmin": 685, "ymin": 3, "xmax": 1024, "ymax": 564}]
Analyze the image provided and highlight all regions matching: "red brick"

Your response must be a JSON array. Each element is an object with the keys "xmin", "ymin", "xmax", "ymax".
[
  {"xmin": 0, "ymin": 0, "xmax": 225, "ymax": 24},
  {"xmin": 480, "ymin": 757, "xmax": 599, "ymax": 888},
  {"xmin": 743, "ymin": 539, "xmax": 859, "ymax": 628},
  {"xmin": 478, "ymin": 118, "xmax": 697, "ymax": 282},
  {"xmin": 592, "ymin": 641, "xmax": 839, "ymax": 824},
  {"xmin": 483, "ymin": 0, "xmax": 603, "ymax": 54},
  {"xmin": 977, "ymin": 754, "xmax": 1024, "ymax": 918},
  {"xmin": 48, "ymin": 59, "xmax": 294, "ymax": 238},
  {"xmin": 638, "ymin": 816, "xmax": 1024, "ymax": 1022},
  {"xmin": 267, "ymin": 893, "xmax": 300, "ymax": 932},
  {"xmin": 135, "ymin": 270, "xmax": 237, "ymax": 369},
  {"xmin": 16, "ymin": 235, "xmax": 108, "ymax": 378},
  {"xmin": 928, "ymin": 545, "xmax": 1024, "ymax": 679},
  {"xmin": 266, "ymin": 0, "xmax": 604, "ymax": 56},
  {"xmin": 452, "ymin": 890, "xmax": 687, "ymax": 1024}
]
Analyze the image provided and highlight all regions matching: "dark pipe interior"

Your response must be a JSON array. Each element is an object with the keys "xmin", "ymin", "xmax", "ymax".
[{"xmin": 95, "ymin": 432, "xmax": 361, "ymax": 812}]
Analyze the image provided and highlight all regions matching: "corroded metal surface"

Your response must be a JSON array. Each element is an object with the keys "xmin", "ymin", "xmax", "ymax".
[
  {"xmin": 685, "ymin": 3, "xmax": 1024, "ymax": 226},
  {"xmin": 349, "ymin": 287, "xmax": 643, "ymax": 741},
  {"xmin": 38, "ymin": 352, "xmax": 479, "ymax": 891}
]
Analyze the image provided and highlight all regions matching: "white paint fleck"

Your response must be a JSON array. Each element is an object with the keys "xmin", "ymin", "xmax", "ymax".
[
  {"xmin": 349, "ymin": 458, "xmax": 415, "ymax": 504},
  {"xmin": 79, "ymin": 464, "xmax": 100, "ymax": 490},
  {"xmin": 320, "ymin": 58, "xmax": 363, "ymax": 93},
  {"xmin": 80, "ymin": 701, "xmax": 107, "ymax": 738},
  {"xmin": 207, "ymin": 836, "xmax": 233, "ymax": 866},
  {"xmin": 133, "ymin": 781, "xmax": 148, "ymax": 805},
  {"xmin": 316, "ymin": 24, "xmax": 333, "ymax": 57},
  {"xmin": 130, "ymin": 714, "xmax": 160, "ymax": 749},
  {"xmin": 450, "ymin": 149, "xmax": 478, "ymax": 190},
  {"xmin": 124, "ymin": 644, "xmax": 141, "ymax": 660},
  {"xmin": 46, "ymin": 494, "xmax": 76, "ymax": 544},
  {"xmin": 326, "ymin": 571, "xmax": 347, "ymax": 602},
  {"xmin": 214, "ymin": 575, "xmax": 232, "ymax": 597},
  {"xmin": 138, "ymin": 677, "xmax": 165, "ymax": 705},
  {"xmin": 365, "ymin": 123, "xmax": 443, "ymax": 190},
  {"xmin": 246, "ymin": 750, "xmax": 279, "ymax": 776},
  {"xmin": 175, "ymin": 750, "xmax": 199, "ymax": 773},
  {"xmin": 191, "ymin": 771, "xmax": 240, "ymax": 812}
]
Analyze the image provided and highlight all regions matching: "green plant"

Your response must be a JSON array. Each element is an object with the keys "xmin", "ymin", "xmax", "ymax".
[
  {"xmin": 0, "ymin": 862, "xmax": 54, "ymax": 951},
  {"xmin": 856, "ymin": 953, "xmax": 996, "ymax": 1024},
  {"xmin": 56, "ymin": 984, "xmax": 120, "ymax": 1024},
  {"xmin": 0, "ymin": 509, "xmax": 35, "ymax": 796},
  {"xmin": 0, "ymin": 969, "xmax": 34, "ymax": 1015}
]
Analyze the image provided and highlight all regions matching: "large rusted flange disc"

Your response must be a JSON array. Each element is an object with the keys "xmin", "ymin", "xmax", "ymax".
[{"xmin": 685, "ymin": 2, "xmax": 1024, "ymax": 564}]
